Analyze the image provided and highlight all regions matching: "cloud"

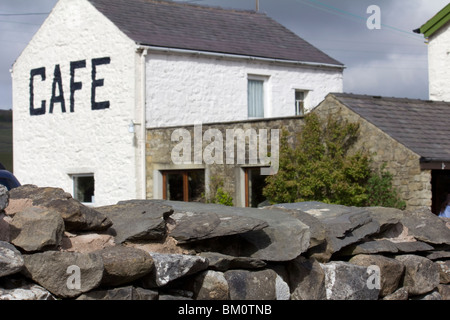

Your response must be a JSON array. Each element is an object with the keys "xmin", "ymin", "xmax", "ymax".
[{"xmin": 343, "ymin": 52, "xmax": 429, "ymax": 99}]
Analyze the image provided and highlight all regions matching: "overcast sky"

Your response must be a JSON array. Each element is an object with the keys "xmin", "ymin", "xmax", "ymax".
[{"xmin": 0, "ymin": 0, "xmax": 448, "ymax": 110}]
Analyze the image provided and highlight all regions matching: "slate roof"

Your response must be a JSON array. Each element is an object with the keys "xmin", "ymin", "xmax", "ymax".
[
  {"xmin": 330, "ymin": 93, "xmax": 450, "ymax": 162},
  {"xmin": 87, "ymin": 0, "xmax": 342, "ymax": 66}
]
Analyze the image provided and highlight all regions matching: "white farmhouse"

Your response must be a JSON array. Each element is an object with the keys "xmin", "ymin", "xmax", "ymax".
[
  {"xmin": 12, "ymin": 0, "xmax": 343, "ymax": 206},
  {"xmin": 416, "ymin": 3, "xmax": 450, "ymax": 101}
]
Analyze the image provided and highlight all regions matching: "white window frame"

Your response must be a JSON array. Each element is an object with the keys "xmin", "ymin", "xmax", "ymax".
[
  {"xmin": 295, "ymin": 90, "xmax": 308, "ymax": 116},
  {"xmin": 248, "ymin": 74, "xmax": 269, "ymax": 119}
]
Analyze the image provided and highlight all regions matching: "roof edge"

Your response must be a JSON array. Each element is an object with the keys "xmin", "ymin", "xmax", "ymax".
[
  {"xmin": 418, "ymin": 3, "xmax": 450, "ymax": 38},
  {"xmin": 137, "ymin": 44, "xmax": 346, "ymax": 69}
]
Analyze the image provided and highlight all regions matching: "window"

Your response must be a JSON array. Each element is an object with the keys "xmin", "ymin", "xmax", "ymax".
[
  {"xmin": 162, "ymin": 170, "xmax": 205, "ymax": 202},
  {"xmin": 248, "ymin": 79, "xmax": 265, "ymax": 118},
  {"xmin": 244, "ymin": 167, "xmax": 268, "ymax": 207},
  {"xmin": 72, "ymin": 174, "xmax": 95, "ymax": 203},
  {"xmin": 295, "ymin": 90, "xmax": 306, "ymax": 116}
]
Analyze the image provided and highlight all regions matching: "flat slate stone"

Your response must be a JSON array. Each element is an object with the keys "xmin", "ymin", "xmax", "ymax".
[
  {"xmin": 198, "ymin": 252, "xmax": 266, "ymax": 271},
  {"xmin": 338, "ymin": 239, "xmax": 434, "ymax": 256},
  {"xmin": 164, "ymin": 201, "xmax": 310, "ymax": 262},
  {"xmin": 402, "ymin": 208, "xmax": 450, "ymax": 246},
  {"xmin": 96, "ymin": 200, "xmax": 174, "ymax": 244},
  {"xmin": 339, "ymin": 239, "xmax": 399, "ymax": 256},
  {"xmin": 267, "ymin": 204, "xmax": 327, "ymax": 248},
  {"xmin": 168, "ymin": 210, "xmax": 268, "ymax": 244}
]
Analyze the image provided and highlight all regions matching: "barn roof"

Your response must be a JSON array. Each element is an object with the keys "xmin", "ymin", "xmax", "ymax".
[{"xmin": 329, "ymin": 93, "xmax": 450, "ymax": 166}]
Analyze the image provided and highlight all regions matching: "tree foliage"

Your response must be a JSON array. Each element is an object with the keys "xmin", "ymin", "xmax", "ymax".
[
  {"xmin": 203, "ymin": 175, "xmax": 234, "ymax": 206},
  {"xmin": 263, "ymin": 113, "xmax": 406, "ymax": 209}
]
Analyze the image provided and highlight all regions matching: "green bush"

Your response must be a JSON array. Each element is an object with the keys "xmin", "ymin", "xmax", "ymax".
[
  {"xmin": 203, "ymin": 176, "xmax": 234, "ymax": 206},
  {"xmin": 366, "ymin": 164, "xmax": 406, "ymax": 209},
  {"xmin": 263, "ymin": 113, "xmax": 405, "ymax": 209},
  {"xmin": 214, "ymin": 187, "xmax": 234, "ymax": 207}
]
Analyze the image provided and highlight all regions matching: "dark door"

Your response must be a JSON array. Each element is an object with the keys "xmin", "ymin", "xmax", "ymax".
[{"xmin": 431, "ymin": 170, "xmax": 450, "ymax": 215}]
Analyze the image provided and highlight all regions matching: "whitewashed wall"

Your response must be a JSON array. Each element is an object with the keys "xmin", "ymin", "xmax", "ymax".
[
  {"xmin": 145, "ymin": 52, "xmax": 343, "ymax": 128},
  {"xmin": 429, "ymin": 22, "xmax": 450, "ymax": 102},
  {"xmin": 12, "ymin": 0, "xmax": 343, "ymax": 206},
  {"xmin": 12, "ymin": 0, "xmax": 139, "ymax": 206}
]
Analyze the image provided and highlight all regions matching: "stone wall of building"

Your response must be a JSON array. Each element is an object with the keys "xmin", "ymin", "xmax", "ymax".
[
  {"xmin": 313, "ymin": 95, "xmax": 432, "ymax": 210},
  {"xmin": 146, "ymin": 117, "xmax": 305, "ymax": 206}
]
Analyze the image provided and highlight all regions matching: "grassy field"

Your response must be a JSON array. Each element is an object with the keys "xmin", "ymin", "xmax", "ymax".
[{"xmin": 0, "ymin": 110, "xmax": 13, "ymax": 172}]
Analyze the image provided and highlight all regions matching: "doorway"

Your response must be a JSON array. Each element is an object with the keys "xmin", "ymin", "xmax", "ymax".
[
  {"xmin": 431, "ymin": 170, "xmax": 450, "ymax": 215},
  {"xmin": 244, "ymin": 167, "xmax": 268, "ymax": 207},
  {"xmin": 161, "ymin": 170, "xmax": 205, "ymax": 202}
]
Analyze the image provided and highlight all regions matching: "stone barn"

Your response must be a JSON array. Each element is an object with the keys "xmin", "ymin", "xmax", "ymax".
[{"xmin": 313, "ymin": 93, "xmax": 450, "ymax": 213}]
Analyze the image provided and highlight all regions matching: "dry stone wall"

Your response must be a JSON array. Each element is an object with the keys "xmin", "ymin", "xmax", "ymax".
[{"xmin": 0, "ymin": 184, "xmax": 449, "ymax": 300}]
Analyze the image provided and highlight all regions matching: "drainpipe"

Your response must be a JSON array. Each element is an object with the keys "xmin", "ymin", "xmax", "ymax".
[{"xmin": 140, "ymin": 48, "xmax": 148, "ymax": 199}]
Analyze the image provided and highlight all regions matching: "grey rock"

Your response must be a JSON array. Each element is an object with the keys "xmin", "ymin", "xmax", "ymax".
[
  {"xmin": 22, "ymin": 251, "xmax": 104, "ymax": 298},
  {"xmin": 224, "ymin": 269, "xmax": 278, "ymax": 300},
  {"xmin": 0, "ymin": 212, "xmax": 10, "ymax": 242},
  {"xmin": 301, "ymin": 204, "xmax": 380, "ymax": 261},
  {"xmin": 394, "ymin": 241, "xmax": 434, "ymax": 253},
  {"xmin": 10, "ymin": 206, "xmax": 65, "ymax": 252},
  {"xmin": 340, "ymin": 239, "xmax": 434, "ymax": 256},
  {"xmin": 76, "ymin": 286, "xmax": 158, "ymax": 300},
  {"xmin": 320, "ymin": 210, "xmax": 380, "ymax": 253},
  {"xmin": 169, "ymin": 211, "xmax": 220, "ymax": 242},
  {"xmin": 8, "ymin": 185, "xmax": 112, "ymax": 232},
  {"xmin": 382, "ymin": 287, "xmax": 409, "ymax": 300},
  {"xmin": 425, "ymin": 249, "xmax": 450, "ymax": 260},
  {"xmin": 0, "ymin": 282, "xmax": 55, "ymax": 300},
  {"xmin": 164, "ymin": 201, "xmax": 310, "ymax": 262},
  {"xmin": 198, "ymin": 252, "xmax": 266, "ymax": 271},
  {"xmin": 275, "ymin": 274, "xmax": 290, "ymax": 300},
  {"xmin": 436, "ymin": 261, "xmax": 450, "ymax": 284},
  {"xmin": 169, "ymin": 210, "xmax": 268, "ymax": 243},
  {"xmin": 287, "ymin": 256, "xmax": 326, "ymax": 300},
  {"xmin": 394, "ymin": 254, "xmax": 440, "ymax": 296},
  {"xmin": 349, "ymin": 254, "xmax": 405, "ymax": 297},
  {"xmin": 339, "ymin": 239, "xmax": 399, "ymax": 256},
  {"xmin": 268, "ymin": 204, "xmax": 327, "ymax": 248},
  {"xmin": 96, "ymin": 246, "xmax": 154, "ymax": 286},
  {"xmin": 437, "ymin": 284, "xmax": 450, "ymax": 300},
  {"xmin": 193, "ymin": 270, "xmax": 229, "ymax": 300},
  {"xmin": 410, "ymin": 289, "xmax": 442, "ymax": 300},
  {"xmin": 320, "ymin": 261, "xmax": 380, "ymax": 300},
  {"xmin": 402, "ymin": 208, "xmax": 450, "ymax": 245},
  {"xmin": 159, "ymin": 294, "xmax": 193, "ymax": 300},
  {"xmin": 279, "ymin": 201, "xmax": 354, "ymax": 219},
  {"xmin": 142, "ymin": 253, "xmax": 208, "ymax": 288},
  {"xmin": 0, "ymin": 241, "xmax": 24, "ymax": 277},
  {"xmin": 364, "ymin": 207, "xmax": 404, "ymax": 230},
  {"xmin": 97, "ymin": 200, "xmax": 173, "ymax": 244},
  {"xmin": 0, "ymin": 185, "xmax": 9, "ymax": 211}
]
